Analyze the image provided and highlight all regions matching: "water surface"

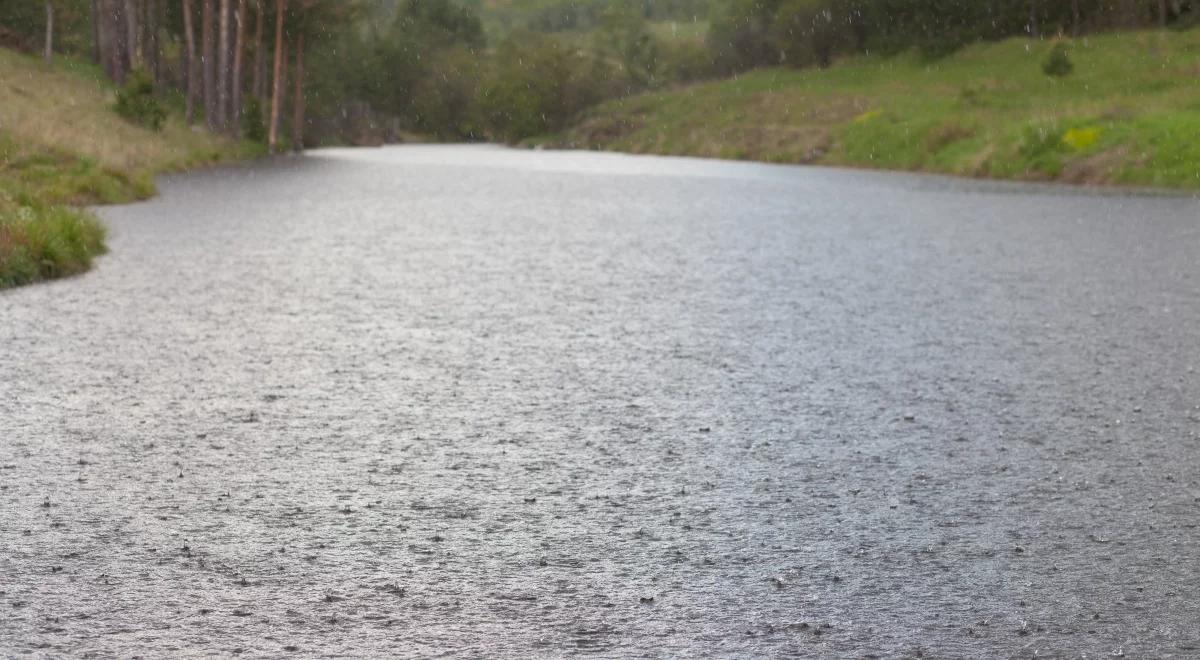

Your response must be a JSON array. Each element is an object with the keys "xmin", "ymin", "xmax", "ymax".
[{"xmin": 3, "ymin": 146, "xmax": 1199, "ymax": 657}]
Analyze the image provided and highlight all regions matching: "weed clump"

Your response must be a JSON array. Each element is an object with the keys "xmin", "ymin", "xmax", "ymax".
[
  {"xmin": 1042, "ymin": 43, "xmax": 1074, "ymax": 77},
  {"xmin": 115, "ymin": 69, "xmax": 167, "ymax": 131}
]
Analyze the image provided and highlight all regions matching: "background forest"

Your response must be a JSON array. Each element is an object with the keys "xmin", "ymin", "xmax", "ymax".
[{"xmin": 3, "ymin": 0, "xmax": 1196, "ymax": 149}]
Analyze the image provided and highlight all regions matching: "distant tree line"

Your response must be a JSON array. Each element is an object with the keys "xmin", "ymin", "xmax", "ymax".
[
  {"xmin": 3, "ymin": 0, "xmax": 1197, "ymax": 146},
  {"xmin": 1, "ymin": 0, "xmax": 351, "ymax": 152},
  {"xmin": 710, "ymin": 0, "xmax": 1197, "ymax": 72}
]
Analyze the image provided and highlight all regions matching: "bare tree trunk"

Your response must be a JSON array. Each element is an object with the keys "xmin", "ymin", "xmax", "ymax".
[
  {"xmin": 183, "ymin": 0, "xmax": 197, "ymax": 124},
  {"xmin": 268, "ymin": 0, "xmax": 287, "ymax": 153},
  {"xmin": 44, "ymin": 1, "xmax": 54, "ymax": 64},
  {"xmin": 106, "ymin": 0, "xmax": 129, "ymax": 83},
  {"xmin": 252, "ymin": 0, "xmax": 265, "ymax": 103},
  {"xmin": 291, "ymin": 29, "xmax": 303, "ymax": 153},
  {"xmin": 202, "ymin": 0, "xmax": 216, "ymax": 129},
  {"xmin": 1159, "ymin": 0, "xmax": 1169, "ymax": 28},
  {"xmin": 232, "ymin": 0, "xmax": 247, "ymax": 136},
  {"xmin": 1028, "ymin": 0, "xmax": 1039, "ymax": 38},
  {"xmin": 1071, "ymin": 0, "xmax": 1081, "ymax": 37},
  {"xmin": 124, "ymin": 0, "xmax": 140, "ymax": 70},
  {"xmin": 98, "ymin": 0, "xmax": 114, "ymax": 79},
  {"xmin": 91, "ymin": 0, "xmax": 100, "ymax": 63},
  {"xmin": 217, "ymin": 0, "xmax": 231, "ymax": 129},
  {"xmin": 146, "ymin": 0, "xmax": 160, "ymax": 84}
]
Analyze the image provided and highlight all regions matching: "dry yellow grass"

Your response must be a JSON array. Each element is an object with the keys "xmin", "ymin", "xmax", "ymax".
[
  {"xmin": 0, "ymin": 48, "xmax": 238, "ymax": 174},
  {"xmin": 1, "ymin": 48, "xmax": 259, "ymax": 288}
]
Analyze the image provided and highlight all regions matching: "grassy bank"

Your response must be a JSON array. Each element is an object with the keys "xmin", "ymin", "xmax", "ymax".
[
  {"xmin": 553, "ymin": 29, "xmax": 1200, "ymax": 189},
  {"xmin": 0, "ymin": 48, "xmax": 260, "ymax": 288}
]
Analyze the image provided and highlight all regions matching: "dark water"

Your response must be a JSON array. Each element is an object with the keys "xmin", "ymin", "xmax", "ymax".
[{"xmin": 3, "ymin": 146, "xmax": 1200, "ymax": 657}]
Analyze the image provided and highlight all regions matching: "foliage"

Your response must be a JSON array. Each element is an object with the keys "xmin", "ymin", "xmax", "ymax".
[
  {"xmin": 114, "ymin": 68, "xmax": 167, "ymax": 131},
  {"xmin": 708, "ymin": 0, "xmax": 784, "ymax": 73},
  {"xmin": 409, "ymin": 47, "xmax": 485, "ymax": 139},
  {"xmin": 1042, "ymin": 43, "xmax": 1074, "ymax": 77},
  {"xmin": 0, "ymin": 0, "xmax": 92, "ymax": 55},
  {"xmin": 595, "ymin": 1, "xmax": 660, "ymax": 90},
  {"xmin": 242, "ymin": 97, "xmax": 267, "ymax": 143},
  {"xmin": 479, "ymin": 32, "xmax": 616, "ymax": 141},
  {"xmin": 773, "ymin": 0, "xmax": 844, "ymax": 68}
]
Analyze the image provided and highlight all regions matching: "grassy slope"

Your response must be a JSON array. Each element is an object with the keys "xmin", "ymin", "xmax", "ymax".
[
  {"xmin": 1, "ymin": 49, "xmax": 259, "ymax": 288},
  {"xmin": 556, "ymin": 30, "xmax": 1200, "ymax": 189}
]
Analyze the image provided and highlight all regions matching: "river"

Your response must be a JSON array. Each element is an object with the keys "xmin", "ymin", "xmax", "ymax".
[{"xmin": 2, "ymin": 145, "xmax": 1199, "ymax": 656}]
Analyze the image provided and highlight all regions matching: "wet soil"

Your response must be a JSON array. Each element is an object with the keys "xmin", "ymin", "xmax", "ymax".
[{"xmin": 2, "ymin": 146, "xmax": 1200, "ymax": 657}]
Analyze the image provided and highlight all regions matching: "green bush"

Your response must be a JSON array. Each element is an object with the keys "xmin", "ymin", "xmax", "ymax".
[
  {"xmin": 479, "ymin": 33, "xmax": 616, "ymax": 142},
  {"xmin": 0, "ymin": 204, "xmax": 108, "ymax": 288},
  {"xmin": 774, "ymin": 0, "xmax": 844, "ymax": 68},
  {"xmin": 114, "ymin": 69, "xmax": 167, "ymax": 130},
  {"xmin": 1042, "ymin": 43, "xmax": 1074, "ymax": 77},
  {"xmin": 242, "ymin": 96, "xmax": 267, "ymax": 143}
]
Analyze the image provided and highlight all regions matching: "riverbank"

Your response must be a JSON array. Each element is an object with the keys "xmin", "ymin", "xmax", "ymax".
[
  {"xmin": 550, "ymin": 29, "xmax": 1200, "ymax": 190},
  {"xmin": 0, "ymin": 48, "xmax": 261, "ymax": 288}
]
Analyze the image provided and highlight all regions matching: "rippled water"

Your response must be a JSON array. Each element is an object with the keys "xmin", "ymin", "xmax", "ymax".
[{"xmin": 3, "ymin": 146, "xmax": 1200, "ymax": 657}]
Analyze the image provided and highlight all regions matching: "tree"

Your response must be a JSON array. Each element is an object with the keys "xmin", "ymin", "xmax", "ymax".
[
  {"xmin": 183, "ymin": 0, "xmax": 198, "ymax": 124},
  {"xmin": 232, "ymin": 0, "xmax": 247, "ymax": 136},
  {"xmin": 217, "ymin": 0, "xmax": 231, "ymax": 129},
  {"xmin": 123, "ymin": 0, "xmax": 139, "ymax": 69},
  {"xmin": 292, "ymin": 28, "xmax": 304, "ymax": 151},
  {"xmin": 251, "ymin": 0, "xmax": 265, "ymax": 103},
  {"xmin": 90, "ymin": 0, "xmax": 100, "ymax": 62},
  {"xmin": 774, "ymin": 0, "xmax": 844, "ymax": 69},
  {"xmin": 595, "ymin": 1, "xmax": 659, "ymax": 90},
  {"xmin": 267, "ymin": 0, "xmax": 286, "ymax": 153},
  {"xmin": 44, "ymin": 1, "xmax": 54, "ymax": 64},
  {"xmin": 202, "ymin": 0, "xmax": 216, "ymax": 128}
]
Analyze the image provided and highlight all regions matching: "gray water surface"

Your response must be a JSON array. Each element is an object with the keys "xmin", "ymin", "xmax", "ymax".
[{"xmin": 3, "ymin": 146, "xmax": 1200, "ymax": 657}]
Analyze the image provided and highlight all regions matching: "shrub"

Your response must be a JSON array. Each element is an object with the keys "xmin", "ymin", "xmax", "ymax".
[
  {"xmin": 242, "ymin": 96, "xmax": 267, "ymax": 143},
  {"xmin": 410, "ymin": 47, "xmax": 485, "ymax": 139},
  {"xmin": 479, "ymin": 34, "xmax": 616, "ymax": 142},
  {"xmin": 1042, "ymin": 43, "xmax": 1073, "ymax": 77},
  {"xmin": 774, "ymin": 0, "xmax": 845, "ymax": 69},
  {"xmin": 114, "ymin": 69, "xmax": 166, "ymax": 130}
]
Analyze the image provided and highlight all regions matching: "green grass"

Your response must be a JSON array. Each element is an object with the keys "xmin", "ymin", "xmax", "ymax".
[
  {"xmin": 552, "ymin": 29, "xmax": 1200, "ymax": 189},
  {"xmin": 0, "ymin": 198, "xmax": 107, "ymax": 288},
  {"xmin": 0, "ymin": 48, "xmax": 263, "ymax": 289}
]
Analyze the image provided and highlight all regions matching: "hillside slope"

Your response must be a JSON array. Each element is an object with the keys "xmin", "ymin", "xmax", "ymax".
[
  {"xmin": 1, "ymin": 49, "xmax": 257, "ymax": 288},
  {"xmin": 555, "ymin": 30, "xmax": 1200, "ymax": 190}
]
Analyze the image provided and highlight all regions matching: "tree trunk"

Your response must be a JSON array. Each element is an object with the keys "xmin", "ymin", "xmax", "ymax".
[
  {"xmin": 217, "ymin": 0, "xmax": 231, "ymax": 129},
  {"xmin": 98, "ymin": 0, "xmax": 114, "ymax": 80},
  {"xmin": 1159, "ymin": 0, "xmax": 1169, "ymax": 28},
  {"xmin": 104, "ymin": 0, "xmax": 129, "ymax": 83},
  {"xmin": 124, "ymin": 0, "xmax": 140, "ymax": 70},
  {"xmin": 291, "ymin": 29, "xmax": 303, "ymax": 153},
  {"xmin": 1028, "ymin": 0, "xmax": 1039, "ymax": 38},
  {"xmin": 146, "ymin": 0, "xmax": 160, "ymax": 84},
  {"xmin": 1071, "ymin": 0, "xmax": 1081, "ymax": 37},
  {"xmin": 183, "ymin": 0, "xmax": 197, "ymax": 124},
  {"xmin": 232, "ymin": 0, "xmax": 247, "ymax": 136},
  {"xmin": 268, "ymin": 0, "xmax": 287, "ymax": 153},
  {"xmin": 202, "ymin": 0, "xmax": 216, "ymax": 129},
  {"xmin": 252, "ymin": 0, "xmax": 265, "ymax": 103},
  {"xmin": 44, "ymin": 1, "xmax": 54, "ymax": 64},
  {"xmin": 91, "ymin": 0, "xmax": 100, "ymax": 63}
]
